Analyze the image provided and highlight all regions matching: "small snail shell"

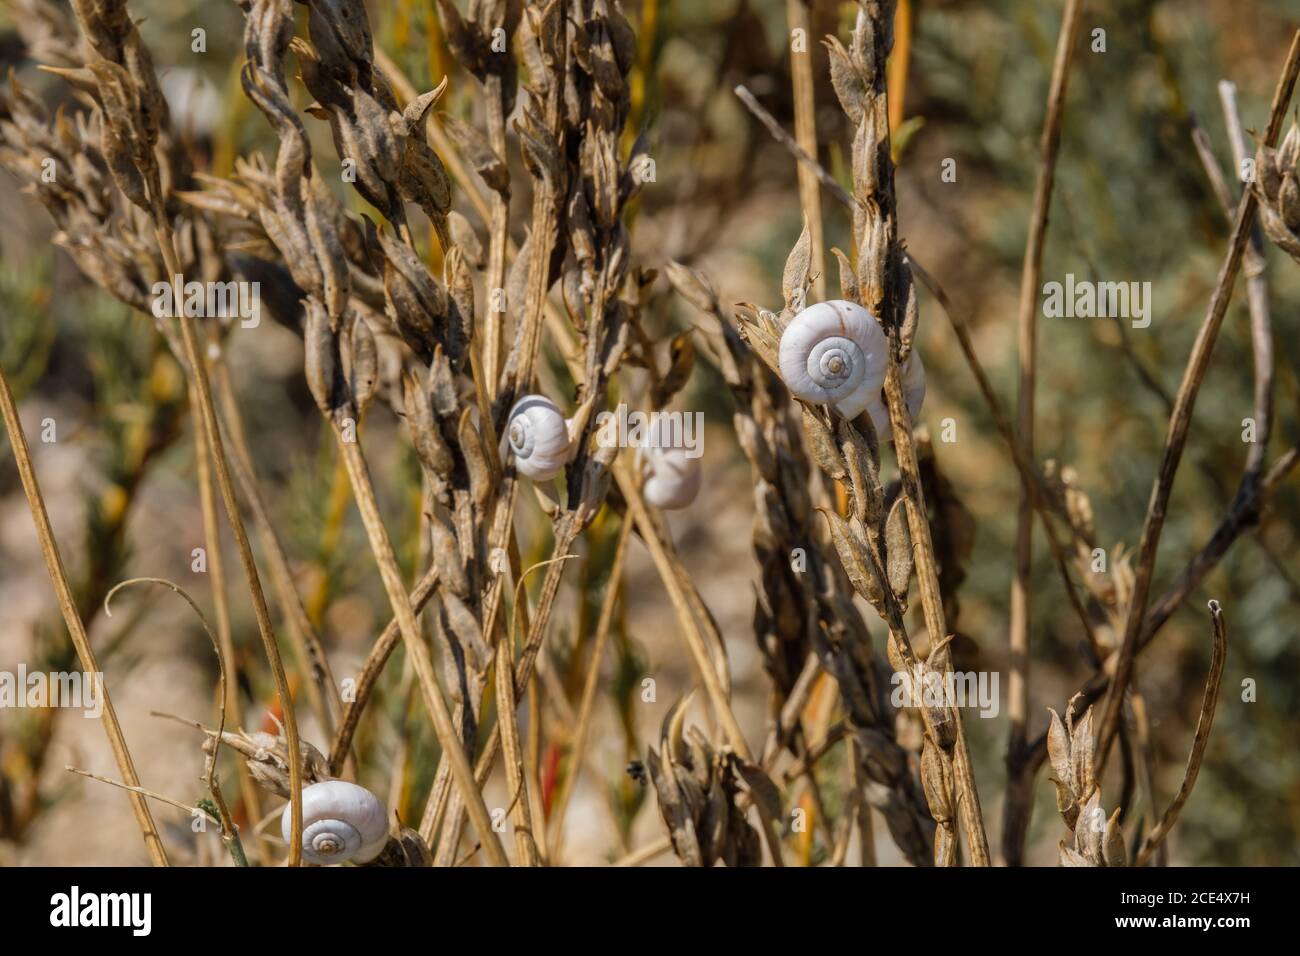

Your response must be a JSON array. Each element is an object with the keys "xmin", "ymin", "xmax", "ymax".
[
  {"xmin": 868, "ymin": 350, "xmax": 927, "ymax": 441},
  {"xmin": 282, "ymin": 780, "xmax": 389, "ymax": 865},
  {"xmin": 505, "ymin": 395, "xmax": 573, "ymax": 481},
  {"xmin": 639, "ymin": 446, "xmax": 703, "ymax": 510},
  {"xmin": 778, "ymin": 300, "xmax": 888, "ymax": 419}
]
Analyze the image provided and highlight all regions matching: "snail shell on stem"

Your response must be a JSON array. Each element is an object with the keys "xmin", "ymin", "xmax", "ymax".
[
  {"xmin": 636, "ymin": 416, "xmax": 703, "ymax": 510},
  {"xmin": 639, "ymin": 445, "xmax": 703, "ymax": 510},
  {"xmin": 778, "ymin": 299, "xmax": 888, "ymax": 420},
  {"xmin": 282, "ymin": 780, "xmax": 389, "ymax": 866},
  {"xmin": 503, "ymin": 394, "xmax": 594, "ymax": 481}
]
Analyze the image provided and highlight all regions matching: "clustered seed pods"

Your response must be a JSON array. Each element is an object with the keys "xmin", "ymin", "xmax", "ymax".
[{"xmin": 1253, "ymin": 120, "xmax": 1300, "ymax": 263}]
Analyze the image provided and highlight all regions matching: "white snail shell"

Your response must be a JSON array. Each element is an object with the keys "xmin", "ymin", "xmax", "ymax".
[
  {"xmin": 868, "ymin": 350, "xmax": 927, "ymax": 441},
  {"xmin": 282, "ymin": 780, "xmax": 389, "ymax": 866},
  {"xmin": 639, "ymin": 445, "xmax": 703, "ymax": 510},
  {"xmin": 778, "ymin": 300, "xmax": 888, "ymax": 419},
  {"xmin": 505, "ymin": 395, "xmax": 573, "ymax": 481}
]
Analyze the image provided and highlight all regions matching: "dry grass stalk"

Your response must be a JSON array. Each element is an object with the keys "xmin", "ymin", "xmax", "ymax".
[
  {"xmin": 786, "ymin": 0, "xmax": 825, "ymax": 303},
  {"xmin": 1096, "ymin": 30, "xmax": 1300, "ymax": 771},
  {"xmin": 1005, "ymin": 0, "xmax": 1084, "ymax": 868},
  {"xmin": 0, "ymin": 362, "xmax": 169, "ymax": 865}
]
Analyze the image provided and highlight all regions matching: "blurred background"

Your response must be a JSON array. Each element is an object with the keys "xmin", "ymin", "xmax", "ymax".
[{"xmin": 0, "ymin": 0, "xmax": 1297, "ymax": 865}]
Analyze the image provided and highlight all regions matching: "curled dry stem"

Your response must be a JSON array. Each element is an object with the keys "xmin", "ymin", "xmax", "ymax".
[
  {"xmin": 1133, "ymin": 601, "xmax": 1227, "ymax": 867},
  {"xmin": 104, "ymin": 577, "xmax": 246, "ymax": 866}
]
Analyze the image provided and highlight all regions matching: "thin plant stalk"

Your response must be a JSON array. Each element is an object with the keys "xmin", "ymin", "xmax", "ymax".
[
  {"xmin": 336, "ymin": 437, "xmax": 511, "ymax": 867},
  {"xmin": 786, "ymin": 0, "xmax": 826, "ymax": 303},
  {"xmin": 1097, "ymin": 31, "xmax": 1300, "ymax": 770},
  {"xmin": 153, "ymin": 220, "xmax": 305, "ymax": 867},
  {"xmin": 1007, "ymin": 0, "xmax": 1085, "ymax": 866},
  {"xmin": 191, "ymin": 384, "xmax": 267, "ymax": 863},
  {"xmin": 0, "ymin": 361, "xmax": 170, "ymax": 866},
  {"xmin": 547, "ymin": 514, "xmax": 633, "ymax": 856},
  {"xmin": 210, "ymin": 353, "xmax": 343, "ymax": 741}
]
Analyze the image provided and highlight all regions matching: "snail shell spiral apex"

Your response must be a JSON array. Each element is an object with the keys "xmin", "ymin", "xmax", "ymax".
[
  {"xmin": 283, "ymin": 780, "xmax": 389, "ymax": 866},
  {"xmin": 505, "ymin": 394, "xmax": 572, "ymax": 481},
  {"xmin": 778, "ymin": 300, "xmax": 888, "ymax": 419}
]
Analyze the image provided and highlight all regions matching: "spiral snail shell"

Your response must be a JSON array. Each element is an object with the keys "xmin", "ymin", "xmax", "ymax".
[
  {"xmin": 778, "ymin": 300, "xmax": 888, "ymax": 420},
  {"xmin": 505, "ymin": 395, "xmax": 576, "ymax": 481},
  {"xmin": 639, "ymin": 445, "xmax": 703, "ymax": 510},
  {"xmin": 282, "ymin": 780, "xmax": 389, "ymax": 866}
]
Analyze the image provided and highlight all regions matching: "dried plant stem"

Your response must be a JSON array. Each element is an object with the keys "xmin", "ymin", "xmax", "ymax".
[
  {"xmin": 327, "ymin": 564, "xmax": 440, "ymax": 774},
  {"xmin": 1138, "ymin": 447, "xmax": 1298, "ymax": 648},
  {"xmin": 615, "ymin": 460, "xmax": 744, "ymax": 754},
  {"xmin": 66, "ymin": 767, "xmax": 219, "ymax": 827},
  {"xmin": 1134, "ymin": 601, "xmax": 1227, "ymax": 866},
  {"xmin": 848, "ymin": 737, "xmax": 877, "ymax": 865},
  {"xmin": 1097, "ymin": 31, "xmax": 1300, "ymax": 771},
  {"xmin": 335, "ymin": 437, "xmax": 510, "ymax": 867},
  {"xmin": 0, "ymin": 361, "xmax": 169, "ymax": 866},
  {"xmin": 496, "ymin": 635, "xmax": 539, "ymax": 865},
  {"xmin": 906, "ymin": 254, "xmax": 1098, "ymax": 646},
  {"xmin": 105, "ymin": 577, "xmax": 247, "ymax": 866},
  {"xmin": 210, "ymin": 354, "xmax": 343, "ymax": 740},
  {"xmin": 883, "ymin": 370, "xmax": 991, "ymax": 866},
  {"xmin": 735, "ymin": 84, "xmax": 856, "ymax": 210},
  {"xmin": 191, "ymin": 387, "xmax": 266, "ymax": 863},
  {"xmin": 1218, "ymin": 81, "xmax": 1275, "ymax": 482},
  {"xmin": 548, "ymin": 515, "xmax": 633, "ymax": 856},
  {"xmin": 1006, "ymin": 0, "xmax": 1084, "ymax": 867},
  {"xmin": 786, "ymin": 0, "xmax": 825, "ymax": 302},
  {"xmin": 192, "ymin": 383, "xmax": 234, "ymax": 709},
  {"xmin": 483, "ymin": 77, "xmax": 511, "ymax": 392},
  {"xmin": 613, "ymin": 836, "xmax": 673, "ymax": 867},
  {"xmin": 614, "ymin": 459, "xmax": 786, "ymax": 866},
  {"xmin": 154, "ymin": 221, "xmax": 304, "ymax": 867},
  {"xmin": 431, "ymin": 530, "xmax": 580, "ymax": 865}
]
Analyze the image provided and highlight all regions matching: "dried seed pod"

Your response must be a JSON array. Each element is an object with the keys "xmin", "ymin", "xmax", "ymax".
[
  {"xmin": 884, "ymin": 495, "xmax": 914, "ymax": 601},
  {"xmin": 1254, "ymin": 121, "xmax": 1300, "ymax": 261},
  {"xmin": 282, "ymin": 780, "xmax": 389, "ymax": 866},
  {"xmin": 778, "ymin": 299, "xmax": 888, "ymax": 419}
]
